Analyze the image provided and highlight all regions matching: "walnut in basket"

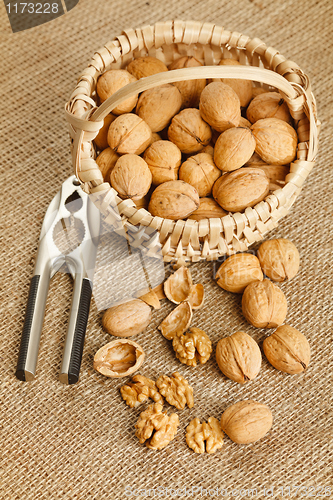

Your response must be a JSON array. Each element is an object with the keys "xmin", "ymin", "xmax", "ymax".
[
  {"xmin": 108, "ymin": 113, "xmax": 152, "ymax": 155},
  {"xmin": 136, "ymin": 84, "xmax": 182, "ymax": 132},
  {"xmin": 135, "ymin": 403, "xmax": 179, "ymax": 450},
  {"xmin": 143, "ymin": 140, "xmax": 181, "ymax": 185},
  {"xmin": 96, "ymin": 147, "xmax": 119, "ymax": 181},
  {"xmin": 215, "ymin": 58, "xmax": 253, "ymax": 108},
  {"xmin": 251, "ymin": 117, "xmax": 298, "ymax": 165},
  {"xmin": 94, "ymin": 113, "xmax": 116, "ymax": 150},
  {"xmin": 148, "ymin": 180, "xmax": 199, "ymax": 220},
  {"xmin": 96, "ymin": 69, "xmax": 138, "ymax": 114},
  {"xmin": 127, "ymin": 56, "xmax": 168, "ymax": 79},
  {"xmin": 168, "ymin": 56, "xmax": 206, "ymax": 108},
  {"xmin": 110, "ymin": 154, "xmax": 152, "ymax": 200},
  {"xmin": 214, "ymin": 127, "xmax": 256, "ymax": 172},
  {"xmin": 199, "ymin": 82, "xmax": 241, "ymax": 132},
  {"xmin": 168, "ymin": 108, "xmax": 212, "ymax": 154},
  {"xmin": 247, "ymin": 92, "xmax": 292, "ymax": 124},
  {"xmin": 188, "ymin": 198, "xmax": 227, "ymax": 221},
  {"xmin": 179, "ymin": 152, "xmax": 221, "ymax": 197}
]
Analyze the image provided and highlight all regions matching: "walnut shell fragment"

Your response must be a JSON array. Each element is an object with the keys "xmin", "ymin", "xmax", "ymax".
[
  {"xmin": 173, "ymin": 327, "xmax": 212, "ymax": 366},
  {"xmin": 158, "ymin": 301, "xmax": 192, "ymax": 340},
  {"xmin": 156, "ymin": 372, "xmax": 194, "ymax": 410},
  {"xmin": 263, "ymin": 325, "xmax": 311, "ymax": 374},
  {"xmin": 216, "ymin": 331, "xmax": 262, "ymax": 384},
  {"xmin": 215, "ymin": 253, "xmax": 263, "ymax": 293},
  {"xmin": 93, "ymin": 339, "xmax": 145, "ymax": 378},
  {"xmin": 186, "ymin": 417, "xmax": 224, "ymax": 454},
  {"xmin": 257, "ymin": 238, "xmax": 300, "ymax": 282},
  {"xmin": 138, "ymin": 289, "xmax": 161, "ymax": 309},
  {"xmin": 102, "ymin": 299, "xmax": 152, "ymax": 337},
  {"xmin": 242, "ymin": 279, "xmax": 287, "ymax": 329},
  {"xmin": 135, "ymin": 403, "xmax": 179, "ymax": 450},
  {"xmin": 164, "ymin": 266, "xmax": 193, "ymax": 304},
  {"xmin": 221, "ymin": 400, "xmax": 273, "ymax": 444},
  {"xmin": 187, "ymin": 284, "xmax": 205, "ymax": 310},
  {"xmin": 120, "ymin": 374, "xmax": 163, "ymax": 408}
]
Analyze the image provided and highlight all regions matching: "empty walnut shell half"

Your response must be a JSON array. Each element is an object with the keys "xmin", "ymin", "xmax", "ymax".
[
  {"xmin": 187, "ymin": 283, "xmax": 205, "ymax": 309},
  {"xmin": 164, "ymin": 266, "xmax": 193, "ymax": 304},
  {"xmin": 93, "ymin": 339, "xmax": 145, "ymax": 378},
  {"xmin": 158, "ymin": 301, "xmax": 192, "ymax": 340}
]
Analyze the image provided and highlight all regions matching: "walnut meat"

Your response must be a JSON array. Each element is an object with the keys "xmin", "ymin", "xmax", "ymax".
[
  {"xmin": 169, "ymin": 56, "xmax": 206, "ymax": 108},
  {"xmin": 110, "ymin": 154, "xmax": 152, "ymax": 200},
  {"xmin": 93, "ymin": 339, "xmax": 145, "ymax": 378},
  {"xmin": 127, "ymin": 56, "xmax": 168, "ymax": 79},
  {"xmin": 214, "ymin": 127, "xmax": 256, "ymax": 172},
  {"xmin": 251, "ymin": 118, "xmax": 298, "ymax": 165},
  {"xmin": 242, "ymin": 279, "xmax": 288, "ymax": 328},
  {"xmin": 199, "ymin": 82, "xmax": 241, "ymax": 132},
  {"xmin": 143, "ymin": 140, "xmax": 181, "ymax": 185},
  {"xmin": 158, "ymin": 302, "xmax": 192, "ymax": 340},
  {"xmin": 135, "ymin": 403, "xmax": 179, "ymax": 450},
  {"xmin": 216, "ymin": 331, "xmax": 262, "ymax": 383},
  {"xmin": 247, "ymin": 92, "xmax": 292, "ymax": 124},
  {"xmin": 96, "ymin": 147, "xmax": 119, "ymax": 181},
  {"xmin": 164, "ymin": 266, "xmax": 193, "ymax": 304},
  {"xmin": 212, "ymin": 167, "xmax": 269, "ymax": 212},
  {"xmin": 221, "ymin": 400, "xmax": 273, "ymax": 444},
  {"xmin": 186, "ymin": 417, "xmax": 224, "ymax": 454},
  {"xmin": 215, "ymin": 253, "xmax": 263, "ymax": 293},
  {"xmin": 136, "ymin": 84, "xmax": 182, "ymax": 132},
  {"xmin": 188, "ymin": 198, "xmax": 227, "ymax": 221},
  {"xmin": 96, "ymin": 69, "xmax": 138, "ymax": 115},
  {"xmin": 102, "ymin": 299, "xmax": 152, "ymax": 337},
  {"xmin": 148, "ymin": 180, "xmax": 199, "ymax": 220},
  {"xmin": 173, "ymin": 327, "xmax": 212, "ymax": 366},
  {"xmin": 263, "ymin": 325, "xmax": 311, "ymax": 374},
  {"xmin": 179, "ymin": 153, "xmax": 221, "ymax": 197},
  {"xmin": 120, "ymin": 374, "xmax": 164, "ymax": 408},
  {"xmin": 214, "ymin": 58, "xmax": 253, "ymax": 108},
  {"xmin": 156, "ymin": 372, "xmax": 194, "ymax": 410},
  {"xmin": 168, "ymin": 108, "xmax": 212, "ymax": 154},
  {"xmin": 108, "ymin": 113, "xmax": 152, "ymax": 155},
  {"xmin": 257, "ymin": 238, "xmax": 300, "ymax": 282}
]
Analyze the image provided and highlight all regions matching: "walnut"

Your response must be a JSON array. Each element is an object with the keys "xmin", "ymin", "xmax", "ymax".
[
  {"xmin": 263, "ymin": 325, "xmax": 311, "ymax": 374},
  {"xmin": 127, "ymin": 56, "xmax": 168, "ymax": 79},
  {"xmin": 220, "ymin": 400, "xmax": 273, "ymax": 444},
  {"xmin": 212, "ymin": 167, "xmax": 269, "ymax": 212},
  {"xmin": 216, "ymin": 331, "xmax": 262, "ymax": 383},
  {"xmin": 156, "ymin": 372, "xmax": 194, "ymax": 410},
  {"xmin": 214, "ymin": 127, "xmax": 256, "ymax": 172},
  {"xmin": 96, "ymin": 147, "xmax": 120, "ymax": 181},
  {"xmin": 257, "ymin": 238, "xmax": 300, "ymax": 282},
  {"xmin": 188, "ymin": 197, "xmax": 227, "ymax": 221},
  {"xmin": 168, "ymin": 108, "xmax": 212, "ymax": 154},
  {"xmin": 248, "ymin": 164, "xmax": 290, "ymax": 191},
  {"xmin": 102, "ymin": 299, "xmax": 152, "ymax": 337},
  {"xmin": 164, "ymin": 266, "xmax": 193, "ymax": 304},
  {"xmin": 169, "ymin": 56, "xmax": 206, "ymax": 108},
  {"xmin": 173, "ymin": 327, "xmax": 212, "ymax": 366},
  {"xmin": 214, "ymin": 58, "xmax": 253, "ymax": 108},
  {"xmin": 199, "ymin": 82, "xmax": 241, "ymax": 132},
  {"xmin": 108, "ymin": 113, "xmax": 152, "ymax": 155},
  {"xmin": 239, "ymin": 117, "xmax": 252, "ymax": 128},
  {"xmin": 251, "ymin": 117, "xmax": 298, "ymax": 165},
  {"xmin": 143, "ymin": 140, "xmax": 181, "ymax": 185},
  {"xmin": 252, "ymin": 87, "xmax": 269, "ymax": 98},
  {"xmin": 135, "ymin": 403, "xmax": 179, "ymax": 450},
  {"xmin": 215, "ymin": 253, "xmax": 263, "ymax": 293},
  {"xmin": 110, "ymin": 154, "xmax": 152, "ymax": 200},
  {"xmin": 242, "ymin": 279, "xmax": 288, "ymax": 328},
  {"xmin": 120, "ymin": 374, "xmax": 163, "ymax": 408},
  {"xmin": 94, "ymin": 114, "xmax": 116, "ymax": 150},
  {"xmin": 148, "ymin": 180, "xmax": 199, "ymax": 220},
  {"xmin": 93, "ymin": 339, "xmax": 145, "ymax": 378},
  {"xmin": 186, "ymin": 417, "xmax": 224, "ymax": 454},
  {"xmin": 136, "ymin": 84, "xmax": 182, "ymax": 132},
  {"xmin": 247, "ymin": 92, "xmax": 292, "ymax": 124},
  {"xmin": 96, "ymin": 69, "xmax": 138, "ymax": 115},
  {"xmin": 179, "ymin": 153, "xmax": 221, "ymax": 197},
  {"xmin": 158, "ymin": 301, "xmax": 192, "ymax": 340}
]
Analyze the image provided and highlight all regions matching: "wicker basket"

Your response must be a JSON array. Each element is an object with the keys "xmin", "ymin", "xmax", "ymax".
[{"xmin": 65, "ymin": 20, "xmax": 320, "ymax": 265}]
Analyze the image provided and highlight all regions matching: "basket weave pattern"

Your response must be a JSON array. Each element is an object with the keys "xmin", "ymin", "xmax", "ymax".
[{"xmin": 65, "ymin": 20, "xmax": 320, "ymax": 264}]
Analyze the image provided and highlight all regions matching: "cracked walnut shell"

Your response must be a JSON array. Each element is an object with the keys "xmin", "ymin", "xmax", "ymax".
[
  {"xmin": 93, "ymin": 339, "xmax": 145, "ymax": 378},
  {"xmin": 186, "ymin": 417, "xmax": 224, "ymax": 454},
  {"xmin": 135, "ymin": 403, "xmax": 179, "ymax": 450},
  {"xmin": 251, "ymin": 118, "xmax": 298, "ymax": 165},
  {"xmin": 120, "ymin": 374, "xmax": 163, "ymax": 408},
  {"xmin": 242, "ymin": 279, "xmax": 287, "ymax": 329},
  {"xmin": 164, "ymin": 266, "xmax": 193, "ymax": 304},
  {"xmin": 257, "ymin": 238, "xmax": 300, "ymax": 282},
  {"xmin": 216, "ymin": 331, "xmax": 262, "ymax": 384},
  {"xmin": 149, "ymin": 180, "xmax": 199, "ymax": 220},
  {"xmin": 158, "ymin": 301, "xmax": 192, "ymax": 340},
  {"xmin": 173, "ymin": 327, "xmax": 212, "ymax": 367},
  {"xmin": 221, "ymin": 400, "xmax": 273, "ymax": 444},
  {"xmin": 187, "ymin": 283, "xmax": 205, "ymax": 310},
  {"xmin": 102, "ymin": 299, "xmax": 152, "ymax": 337},
  {"xmin": 263, "ymin": 325, "xmax": 310, "ymax": 374},
  {"xmin": 168, "ymin": 108, "xmax": 212, "ymax": 154},
  {"xmin": 110, "ymin": 154, "xmax": 152, "ymax": 200},
  {"xmin": 199, "ymin": 82, "xmax": 241, "ymax": 132},
  {"xmin": 156, "ymin": 372, "xmax": 194, "ymax": 410},
  {"xmin": 216, "ymin": 253, "xmax": 263, "ymax": 293}
]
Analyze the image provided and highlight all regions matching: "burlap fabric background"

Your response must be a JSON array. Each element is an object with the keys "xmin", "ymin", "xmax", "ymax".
[{"xmin": 1, "ymin": 1, "xmax": 332, "ymax": 498}]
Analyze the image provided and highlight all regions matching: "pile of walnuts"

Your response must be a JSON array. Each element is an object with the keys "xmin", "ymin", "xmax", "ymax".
[{"xmin": 94, "ymin": 55, "xmax": 297, "ymax": 220}]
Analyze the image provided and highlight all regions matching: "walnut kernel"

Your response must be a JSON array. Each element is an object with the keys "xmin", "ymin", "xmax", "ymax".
[{"xmin": 156, "ymin": 372, "xmax": 194, "ymax": 410}]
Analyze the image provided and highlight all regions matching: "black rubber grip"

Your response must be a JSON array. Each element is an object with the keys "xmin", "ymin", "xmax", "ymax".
[
  {"xmin": 15, "ymin": 275, "xmax": 40, "ymax": 381},
  {"xmin": 67, "ymin": 278, "xmax": 92, "ymax": 384}
]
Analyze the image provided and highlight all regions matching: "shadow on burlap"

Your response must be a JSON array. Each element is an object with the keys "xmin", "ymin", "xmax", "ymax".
[{"xmin": 0, "ymin": 0, "xmax": 332, "ymax": 498}]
